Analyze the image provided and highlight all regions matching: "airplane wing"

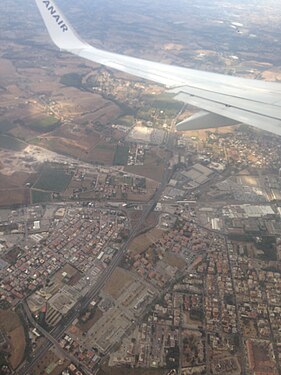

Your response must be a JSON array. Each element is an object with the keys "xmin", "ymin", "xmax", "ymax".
[{"xmin": 35, "ymin": 0, "xmax": 281, "ymax": 135}]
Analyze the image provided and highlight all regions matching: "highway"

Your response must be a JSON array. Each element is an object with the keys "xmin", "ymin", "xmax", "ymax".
[
  {"xmin": 16, "ymin": 143, "xmax": 173, "ymax": 375},
  {"xmin": 19, "ymin": 302, "xmax": 93, "ymax": 375}
]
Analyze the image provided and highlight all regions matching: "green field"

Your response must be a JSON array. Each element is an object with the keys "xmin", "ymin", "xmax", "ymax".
[
  {"xmin": 27, "ymin": 116, "xmax": 61, "ymax": 132},
  {"xmin": 113, "ymin": 144, "xmax": 129, "ymax": 165},
  {"xmin": 0, "ymin": 135, "xmax": 26, "ymax": 151},
  {"xmin": 33, "ymin": 168, "xmax": 72, "ymax": 192},
  {"xmin": 31, "ymin": 190, "xmax": 52, "ymax": 204}
]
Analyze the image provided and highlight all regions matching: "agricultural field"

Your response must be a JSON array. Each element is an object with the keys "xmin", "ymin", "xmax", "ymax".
[
  {"xmin": 0, "ymin": 120, "xmax": 16, "ymax": 133},
  {"xmin": 113, "ymin": 144, "xmax": 129, "ymax": 165},
  {"xmin": 26, "ymin": 116, "xmax": 61, "ymax": 132},
  {"xmin": 50, "ymin": 123, "xmax": 102, "ymax": 147},
  {"xmin": 89, "ymin": 143, "xmax": 116, "ymax": 165},
  {"xmin": 0, "ymin": 135, "xmax": 26, "ymax": 151},
  {"xmin": 32, "ymin": 137, "xmax": 90, "ymax": 160},
  {"xmin": 7, "ymin": 124, "xmax": 38, "ymax": 142},
  {"xmin": 0, "ymin": 172, "xmax": 35, "ymax": 189},
  {"xmin": 33, "ymin": 168, "xmax": 72, "ymax": 192},
  {"xmin": 31, "ymin": 124, "xmax": 118, "ymax": 165},
  {"xmin": 31, "ymin": 190, "xmax": 52, "ymax": 204},
  {"xmin": 0, "ymin": 188, "xmax": 30, "ymax": 207}
]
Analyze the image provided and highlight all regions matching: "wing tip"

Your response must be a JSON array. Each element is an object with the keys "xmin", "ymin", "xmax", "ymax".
[{"xmin": 35, "ymin": 0, "xmax": 87, "ymax": 50}]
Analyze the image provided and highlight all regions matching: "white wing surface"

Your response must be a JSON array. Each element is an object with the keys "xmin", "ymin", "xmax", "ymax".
[{"xmin": 35, "ymin": 0, "xmax": 281, "ymax": 135}]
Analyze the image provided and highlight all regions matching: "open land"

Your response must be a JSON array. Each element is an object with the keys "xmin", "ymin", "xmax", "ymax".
[
  {"xmin": 0, "ymin": 189, "xmax": 30, "ymax": 207},
  {"xmin": 129, "ymin": 228, "xmax": 164, "ymax": 255},
  {"xmin": 33, "ymin": 168, "xmax": 72, "ymax": 192},
  {"xmin": 32, "ymin": 350, "xmax": 70, "ymax": 375},
  {"xmin": 103, "ymin": 267, "xmax": 135, "ymax": 300},
  {"xmin": 0, "ymin": 309, "xmax": 26, "ymax": 369},
  {"xmin": 125, "ymin": 149, "xmax": 168, "ymax": 182}
]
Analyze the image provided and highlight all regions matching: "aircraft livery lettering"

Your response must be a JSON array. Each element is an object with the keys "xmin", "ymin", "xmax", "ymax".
[{"xmin": 42, "ymin": 0, "xmax": 68, "ymax": 32}]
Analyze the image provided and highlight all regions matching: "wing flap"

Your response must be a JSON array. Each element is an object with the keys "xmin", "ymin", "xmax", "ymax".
[
  {"xmin": 170, "ymin": 86, "xmax": 281, "ymax": 119},
  {"xmin": 174, "ymin": 92, "xmax": 281, "ymax": 135},
  {"xmin": 176, "ymin": 111, "xmax": 238, "ymax": 131}
]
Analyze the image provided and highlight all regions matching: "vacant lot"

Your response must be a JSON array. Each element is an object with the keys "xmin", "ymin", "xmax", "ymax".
[
  {"xmin": 163, "ymin": 252, "xmax": 186, "ymax": 269},
  {"xmin": 129, "ymin": 228, "xmax": 164, "ymax": 255},
  {"xmin": 127, "ymin": 190, "xmax": 155, "ymax": 202},
  {"xmin": 103, "ymin": 267, "xmax": 135, "ymax": 300},
  {"xmin": 33, "ymin": 168, "xmax": 72, "ymax": 192},
  {"xmin": 0, "ymin": 309, "xmax": 26, "ymax": 369},
  {"xmin": 32, "ymin": 349, "xmax": 70, "ymax": 375}
]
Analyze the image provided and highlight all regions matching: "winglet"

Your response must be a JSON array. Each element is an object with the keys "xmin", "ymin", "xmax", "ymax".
[{"xmin": 35, "ymin": 0, "xmax": 88, "ymax": 51}]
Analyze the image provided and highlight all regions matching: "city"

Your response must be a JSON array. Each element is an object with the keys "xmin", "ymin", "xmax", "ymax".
[{"xmin": 0, "ymin": 1, "xmax": 281, "ymax": 375}]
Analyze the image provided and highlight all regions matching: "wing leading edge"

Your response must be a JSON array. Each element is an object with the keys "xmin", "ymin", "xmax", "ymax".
[{"xmin": 35, "ymin": 0, "xmax": 281, "ymax": 135}]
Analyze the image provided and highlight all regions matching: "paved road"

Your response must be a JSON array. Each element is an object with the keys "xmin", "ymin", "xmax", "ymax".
[{"xmin": 19, "ymin": 302, "xmax": 93, "ymax": 375}]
